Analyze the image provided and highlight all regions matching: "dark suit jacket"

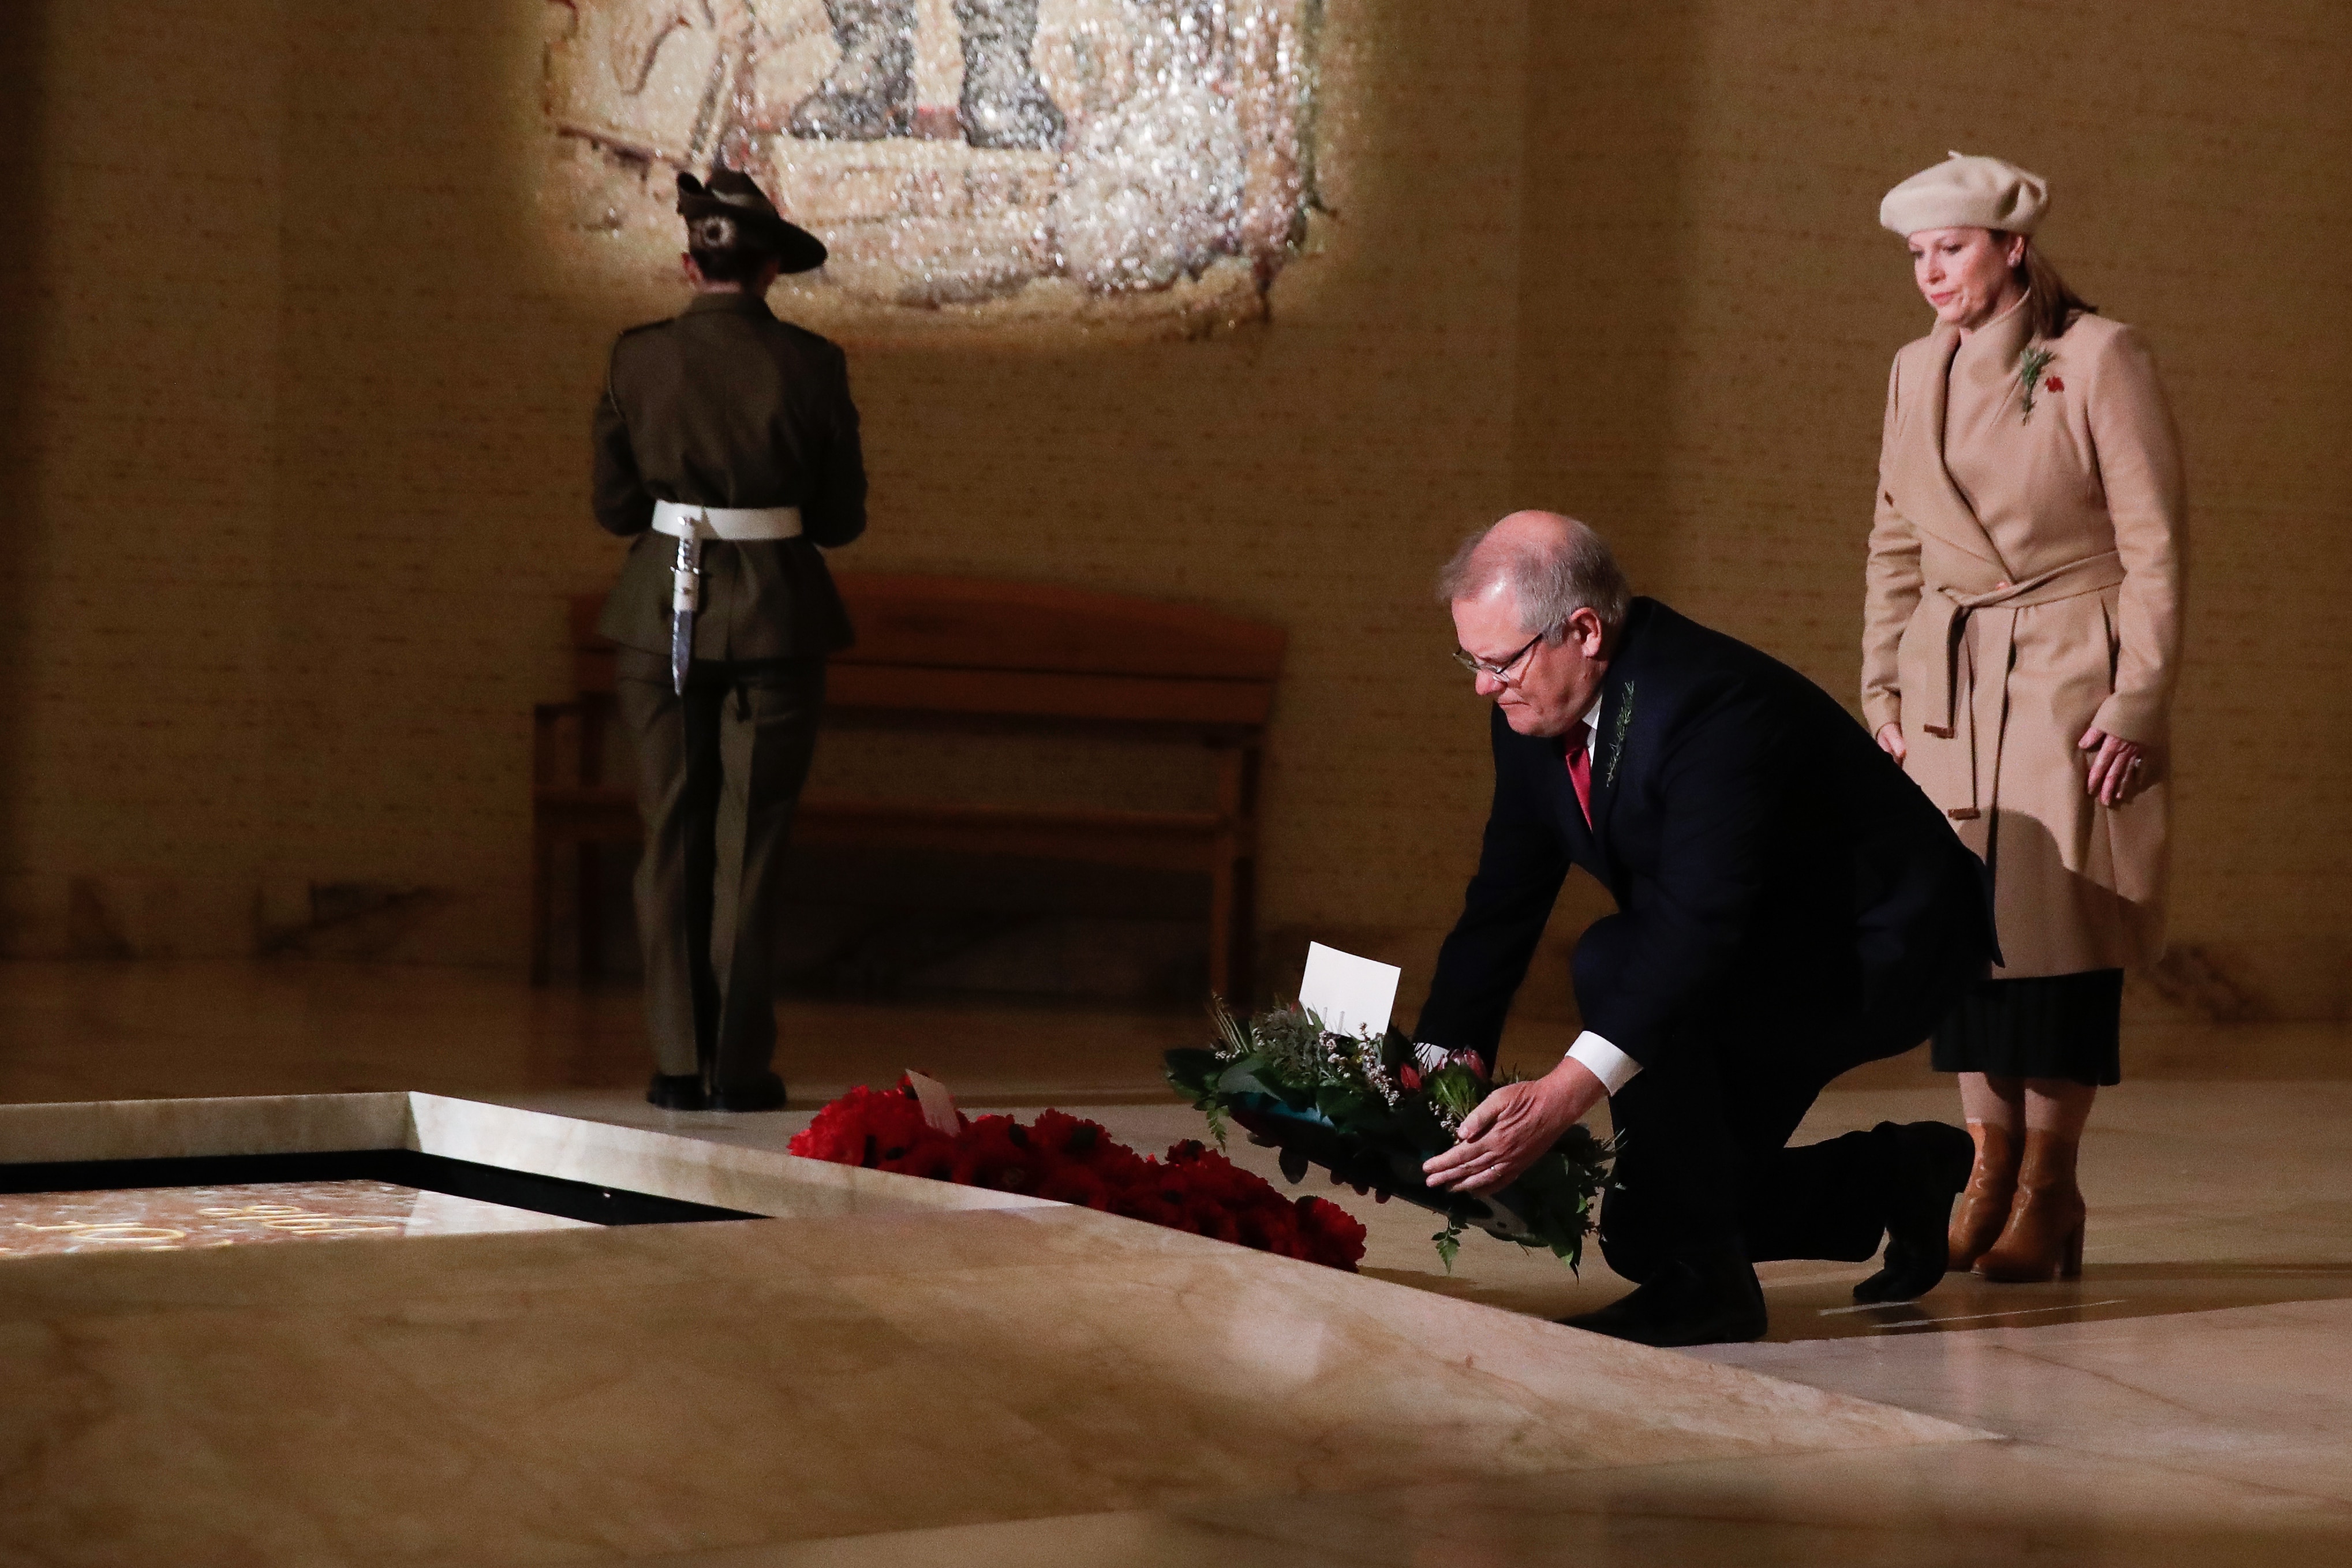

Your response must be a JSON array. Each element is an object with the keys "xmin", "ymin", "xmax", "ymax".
[
  {"xmin": 592, "ymin": 291, "xmax": 866, "ymax": 660},
  {"xmin": 1416, "ymin": 598, "xmax": 1994, "ymax": 1075}
]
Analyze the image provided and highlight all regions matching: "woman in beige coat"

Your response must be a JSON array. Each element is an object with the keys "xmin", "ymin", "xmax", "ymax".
[{"xmin": 1863, "ymin": 154, "xmax": 2184, "ymax": 1283}]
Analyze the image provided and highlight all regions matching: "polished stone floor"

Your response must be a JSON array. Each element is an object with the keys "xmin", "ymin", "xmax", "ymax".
[
  {"xmin": 505, "ymin": 1079, "xmax": 2352, "ymax": 1342},
  {"xmin": 3, "ymin": 958, "xmax": 2350, "ymax": 1565}
]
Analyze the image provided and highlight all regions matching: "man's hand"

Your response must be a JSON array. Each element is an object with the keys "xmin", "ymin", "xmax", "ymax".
[
  {"xmin": 1875, "ymin": 722, "xmax": 1908, "ymax": 764},
  {"xmin": 1422, "ymin": 1057, "xmax": 1607, "ymax": 1196}
]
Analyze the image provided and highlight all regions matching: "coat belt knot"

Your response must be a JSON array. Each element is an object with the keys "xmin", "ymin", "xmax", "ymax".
[{"xmin": 1923, "ymin": 551, "xmax": 2129, "ymax": 749}]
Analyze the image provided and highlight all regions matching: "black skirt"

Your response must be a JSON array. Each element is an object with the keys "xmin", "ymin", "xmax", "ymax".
[{"xmin": 1930, "ymin": 968, "xmax": 2123, "ymax": 1087}]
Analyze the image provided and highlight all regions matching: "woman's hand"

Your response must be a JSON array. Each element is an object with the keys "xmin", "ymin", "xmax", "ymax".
[
  {"xmin": 1875, "ymin": 723, "xmax": 1908, "ymax": 764},
  {"xmin": 2079, "ymin": 726, "xmax": 2150, "ymax": 806}
]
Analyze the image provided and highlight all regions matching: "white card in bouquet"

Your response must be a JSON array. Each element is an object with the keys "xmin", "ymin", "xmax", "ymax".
[
  {"xmin": 903, "ymin": 1070, "xmax": 962, "ymax": 1134},
  {"xmin": 1297, "ymin": 942, "xmax": 1401, "ymax": 1040}
]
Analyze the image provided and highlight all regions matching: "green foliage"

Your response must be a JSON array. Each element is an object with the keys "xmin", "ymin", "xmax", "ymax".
[
  {"xmin": 2020, "ymin": 345, "xmax": 2056, "ymax": 420},
  {"xmin": 1210, "ymin": 999, "xmax": 1255, "ymax": 1061},
  {"xmin": 1162, "ymin": 1047, "xmax": 1224, "ymax": 1099},
  {"xmin": 1433, "ymin": 1218, "xmax": 1465, "ymax": 1274},
  {"xmin": 1247, "ymin": 1002, "xmax": 1333, "ymax": 1081},
  {"xmin": 1421, "ymin": 1063, "xmax": 1484, "ymax": 1128},
  {"xmin": 1171, "ymin": 997, "xmax": 1617, "ymax": 1272}
]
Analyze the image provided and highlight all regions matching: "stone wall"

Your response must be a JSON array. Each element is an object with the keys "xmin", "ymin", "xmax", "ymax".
[
  {"xmin": 1511, "ymin": 1, "xmax": 2352, "ymax": 1020},
  {"xmin": 3, "ymin": 1, "xmax": 2347, "ymax": 1024}
]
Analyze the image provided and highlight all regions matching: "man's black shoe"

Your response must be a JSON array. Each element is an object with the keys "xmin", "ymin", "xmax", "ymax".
[
  {"xmin": 646, "ymin": 1073, "xmax": 709, "ymax": 1112},
  {"xmin": 708, "ymin": 1072, "xmax": 788, "ymax": 1113},
  {"xmin": 1560, "ymin": 1255, "xmax": 1768, "ymax": 1348},
  {"xmin": 1852, "ymin": 1119, "xmax": 1976, "ymax": 1303}
]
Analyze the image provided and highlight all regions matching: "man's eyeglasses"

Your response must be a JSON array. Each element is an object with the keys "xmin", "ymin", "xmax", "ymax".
[{"xmin": 1452, "ymin": 631, "xmax": 1546, "ymax": 683}]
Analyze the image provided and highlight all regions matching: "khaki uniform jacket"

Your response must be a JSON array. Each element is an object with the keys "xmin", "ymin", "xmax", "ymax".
[
  {"xmin": 1863, "ymin": 298, "xmax": 2185, "ymax": 976},
  {"xmin": 592, "ymin": 291, "xmax": 866, "ymax": 660}
]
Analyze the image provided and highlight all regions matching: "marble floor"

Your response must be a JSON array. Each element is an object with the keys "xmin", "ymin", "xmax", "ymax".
[{"xmin": 2, "ymin": 958, "xmax": 2350, "ymax": 1565}]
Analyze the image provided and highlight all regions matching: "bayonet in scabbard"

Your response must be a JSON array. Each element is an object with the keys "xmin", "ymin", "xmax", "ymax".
[{"xmin": 668, "ymin": 523, "xmax": 703, "ymax": 696}]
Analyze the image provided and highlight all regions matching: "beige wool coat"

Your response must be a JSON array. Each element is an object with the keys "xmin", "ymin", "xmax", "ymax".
[{"xmin": 1863, "ymin": 295, "xmax": 2185, "ymax": 977}]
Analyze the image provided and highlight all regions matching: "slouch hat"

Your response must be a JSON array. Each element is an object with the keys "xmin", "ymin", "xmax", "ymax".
[
  {"xmin": 677, "ymin": 167, "xmax": 829, "ymax": 274},
  {"xmin": 1880, "ymin": 152, "xmax": 2049, "ymax": 237}
]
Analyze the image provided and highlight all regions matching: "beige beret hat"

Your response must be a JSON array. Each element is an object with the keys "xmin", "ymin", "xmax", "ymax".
[{"xmin": 1879, "ymin": 151, "xmax": 2050, "ymax": 236}]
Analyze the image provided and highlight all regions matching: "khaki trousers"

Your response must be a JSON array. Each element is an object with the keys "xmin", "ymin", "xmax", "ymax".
[{"xmin": 615, "ymin": 648, "xmax": 826, "ymax": 1088}]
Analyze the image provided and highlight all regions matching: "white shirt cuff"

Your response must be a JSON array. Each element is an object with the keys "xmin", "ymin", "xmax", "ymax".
[{"xmin": 1566, "ymin": 1030, "xmax": 1641, "ymax": 1094}]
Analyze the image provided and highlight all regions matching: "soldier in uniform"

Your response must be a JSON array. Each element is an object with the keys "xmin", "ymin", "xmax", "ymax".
[{"xmin": 590, "ymin": 167, "xmax": 867, "ymax": 1112}]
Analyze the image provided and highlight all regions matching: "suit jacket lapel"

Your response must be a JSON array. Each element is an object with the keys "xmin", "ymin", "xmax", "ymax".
[
  {"xmin": 1586, "ymin": 672, "xmax": 1629, "ymax": 866},
  {"xmin": 1583, "ymin": 599, "xmax": 1659, "ymax": 875}
]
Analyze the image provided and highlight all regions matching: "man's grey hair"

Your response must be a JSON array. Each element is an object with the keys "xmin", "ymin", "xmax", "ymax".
[{"xmin": 1437, "ymin": 515, "xmax": 1632, "ymax": 639}]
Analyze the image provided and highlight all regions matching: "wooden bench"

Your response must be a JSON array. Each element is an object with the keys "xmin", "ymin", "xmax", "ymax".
[{"xmin": 530, "ymin": 574, "xmax": 1285, "ymax": 1002}]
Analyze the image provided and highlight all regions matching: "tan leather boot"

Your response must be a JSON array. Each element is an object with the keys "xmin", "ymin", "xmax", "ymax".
[
  {"xmin": 1947, "ymin": 1120, "xmax": 2020, "ymax": 1271},
  {"xmin": 1975, "ymin": 1128, "xmax": 2086, "ymax": 1283}
]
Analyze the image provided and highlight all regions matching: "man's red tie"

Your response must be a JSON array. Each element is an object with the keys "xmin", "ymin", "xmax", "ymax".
[{"xmin": 1565, "ymin": 729, "xmax": 1594, "ymax": 825}]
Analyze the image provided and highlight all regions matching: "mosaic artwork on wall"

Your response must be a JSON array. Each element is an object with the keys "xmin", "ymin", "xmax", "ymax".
[{"xmin": 540, "ymin": 0, "xmax": 1323, "ymax": 340}]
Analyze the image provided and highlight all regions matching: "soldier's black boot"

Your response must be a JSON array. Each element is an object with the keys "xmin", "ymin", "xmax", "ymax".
[
  {"xmin": 955, "ymin": 0, "xmax": 1063, "ymax": 149},
  {"xmin": 646, "ymin": 1073, "xmax": 709, "ymax": 1112},
  {"xmin": 790, "ymin": 0, "xmax": 915, "ymax": 140},
  {"xmin": 709, "ymin": 1072, "xmax": 788, "ymax": 1113}
]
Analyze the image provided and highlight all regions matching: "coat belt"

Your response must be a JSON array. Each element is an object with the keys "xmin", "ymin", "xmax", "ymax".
[{"xmin": 1922, "ymin": 551, "xmax": 2128, "ymax": 743}]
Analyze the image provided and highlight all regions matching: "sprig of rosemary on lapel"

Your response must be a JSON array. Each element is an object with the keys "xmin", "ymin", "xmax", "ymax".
[
  {"xmin": 2019, "ymin": 346, "xmax": 2055, "ymax": 422},
  {"xmin": 1605, "ymin": 682, "xmax": 1636, "ymax": 788}
]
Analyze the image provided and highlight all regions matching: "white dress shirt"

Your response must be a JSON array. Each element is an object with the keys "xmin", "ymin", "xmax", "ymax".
[{"xmin": 1562, "ymin": 701, "xmax": 1642, "ymax": 1094}]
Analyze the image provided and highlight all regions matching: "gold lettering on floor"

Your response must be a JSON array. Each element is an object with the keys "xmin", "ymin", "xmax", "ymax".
[{"xmin": 0, "ymin": 1180, "xmax": 585, "ymax": 1258}]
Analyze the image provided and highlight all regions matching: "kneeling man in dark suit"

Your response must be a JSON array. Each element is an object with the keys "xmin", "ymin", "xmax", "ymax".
[{"xmin": 1419, "ymin": 512, "xmax": 1995, "ymax": 1346}]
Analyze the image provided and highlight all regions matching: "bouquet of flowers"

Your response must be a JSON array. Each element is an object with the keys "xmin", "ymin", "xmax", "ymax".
[
  {"xmin": 788, "ymin": 1076, "xmax": 1367, "ymax": 1271},
  {"xmin": 1164, "ymin": 1002, "xmax": 1615, "ymax": 1270}
]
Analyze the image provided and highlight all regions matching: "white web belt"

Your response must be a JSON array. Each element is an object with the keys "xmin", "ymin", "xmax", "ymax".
[{"xmin": 650, "ymin": 500, "xmax": 803, "ymax": 541}]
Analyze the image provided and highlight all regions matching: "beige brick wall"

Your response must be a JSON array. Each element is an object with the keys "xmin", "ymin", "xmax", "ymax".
[
  {"xmin": 3, "ymin": 2, "xmax": 2347, "ymax": 1024},
  {"xmin": 1514, "ymin": 1, "xmax": 2352, "ymax": 1020}
]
